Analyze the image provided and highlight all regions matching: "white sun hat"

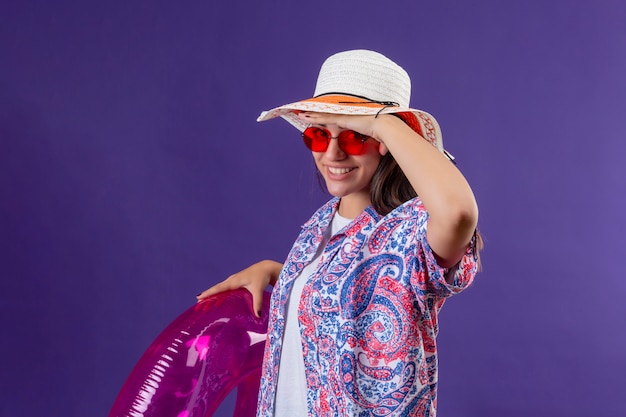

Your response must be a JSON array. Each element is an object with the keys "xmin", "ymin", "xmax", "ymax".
[{"xmin": 257, "ymin": 49, "xmax": 448, "ymax": 156}]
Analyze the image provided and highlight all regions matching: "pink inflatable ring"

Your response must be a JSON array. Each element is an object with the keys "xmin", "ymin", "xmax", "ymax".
[{"xmin": 109, "ymin": 288, "xmax": 270, "ymax": 417}]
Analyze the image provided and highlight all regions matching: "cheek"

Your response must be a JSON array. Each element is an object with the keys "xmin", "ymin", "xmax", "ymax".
[
  {"xmin": 362, "ymin": 149, "xmax": 383, "ymax": 171},
  {"xmin": 366, "ymin": 162, "xmax": 380, "ymax": 180},
  {"xmin": 359, "ymin": 157, "xmax": 382, "ymax": 184}
]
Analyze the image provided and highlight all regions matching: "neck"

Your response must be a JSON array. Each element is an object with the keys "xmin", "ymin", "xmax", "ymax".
[{"xmin": 337, "ymin": 192, "xmax": 371, "ymax": 219}]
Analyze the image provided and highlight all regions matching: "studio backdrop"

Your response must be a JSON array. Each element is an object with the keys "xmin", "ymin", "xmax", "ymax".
[{"xmin": 1, "ymin": 1, "xmax": 625, "ymax": 416}]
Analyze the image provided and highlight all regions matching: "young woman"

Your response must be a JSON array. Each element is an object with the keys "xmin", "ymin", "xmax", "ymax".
[{"xmin": 197, "ymin": 49, "xmax": 481, "ymax": 416}]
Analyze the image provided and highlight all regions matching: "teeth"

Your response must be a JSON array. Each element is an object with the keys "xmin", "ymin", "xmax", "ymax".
[{"xmin": 328, "ymin": 167, "xmax": 353, "ymax": 175}]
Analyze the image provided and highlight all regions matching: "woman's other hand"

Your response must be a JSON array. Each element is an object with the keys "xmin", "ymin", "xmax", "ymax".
[{"xmin": 196, "ymin": 260, "xmax": 282, "ymax": 317}]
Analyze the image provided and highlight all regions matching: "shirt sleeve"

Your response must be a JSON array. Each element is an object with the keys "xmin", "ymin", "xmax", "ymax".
[{"xmin": 410, "ymin": 201, "xmax": 479, "ymax": 299}]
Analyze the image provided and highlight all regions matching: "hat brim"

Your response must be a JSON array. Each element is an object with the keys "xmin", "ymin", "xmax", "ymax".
[{"xmin": 257, "ymin": 95, "xmax": 444, "ymax": 152}]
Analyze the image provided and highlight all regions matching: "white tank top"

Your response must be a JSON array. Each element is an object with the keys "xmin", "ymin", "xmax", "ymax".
[{"xmin": 273, "ymin": 212, "xmax": 352, "ymax": 416}]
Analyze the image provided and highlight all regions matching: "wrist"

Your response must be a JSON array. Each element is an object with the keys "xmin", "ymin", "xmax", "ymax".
[{"xmin": 372, "ymin": 114, "xmax": 411, "ymax": 145}]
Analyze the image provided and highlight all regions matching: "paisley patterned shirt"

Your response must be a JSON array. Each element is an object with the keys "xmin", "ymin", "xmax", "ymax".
[{"xmin": 257, "ymin": 197, "xmax": 478, "ymax": 417}]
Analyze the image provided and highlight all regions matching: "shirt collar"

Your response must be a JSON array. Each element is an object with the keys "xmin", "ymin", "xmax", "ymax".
[{"xmin": 301, "ymin": 197, "xmax": 382, "ymax": 237}]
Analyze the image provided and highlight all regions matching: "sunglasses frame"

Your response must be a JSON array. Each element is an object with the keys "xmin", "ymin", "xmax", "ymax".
[{"xmin": 302, "ymin": 126, "xmax": 370, "ymax": 155}]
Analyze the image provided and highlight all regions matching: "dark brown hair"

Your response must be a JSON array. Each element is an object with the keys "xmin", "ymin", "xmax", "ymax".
[
  {"xmin": 369, "ymin": 112, "xmax": 420, "ymax": 216},
  {"xmin": 369, "ymin": 152, "xmax": 415, "ymax": 216}
]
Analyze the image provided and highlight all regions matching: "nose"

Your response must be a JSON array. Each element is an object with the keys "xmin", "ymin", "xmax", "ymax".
[{"xmin": 324, "ymin": 136, "xmax": 347, "ymax": 160}]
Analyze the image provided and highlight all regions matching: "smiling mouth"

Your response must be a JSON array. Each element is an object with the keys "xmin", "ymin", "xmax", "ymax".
[{"xmin": 328, "ymin": 167, "xmax": 355, "ymax": 175}]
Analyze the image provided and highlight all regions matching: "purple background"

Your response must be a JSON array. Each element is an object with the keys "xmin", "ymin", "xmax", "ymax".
[{"xmin": 1, "ymin": 1, "xmax": 625, "ymax": 416}]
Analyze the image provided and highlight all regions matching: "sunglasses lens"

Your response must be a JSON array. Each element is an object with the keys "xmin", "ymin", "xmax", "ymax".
[
  {"xmin": 302, "ymin": 127, "xmax": 330, "ymax": 152},
  {"xmin": 338, "ymin": 130, "xmax": 366, "ymax": 155}
]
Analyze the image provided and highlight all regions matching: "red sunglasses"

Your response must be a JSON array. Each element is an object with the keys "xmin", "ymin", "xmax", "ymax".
[{"xmin": 302, "ymin": 126, "xmax": 370, "ymax": 155}]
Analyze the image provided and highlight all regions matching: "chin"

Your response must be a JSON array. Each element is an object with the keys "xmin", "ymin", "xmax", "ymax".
[
  {"xmin": 324, "ymin": 185, "xmax": 351, "ymax": 198},
  {"xmin": 327, "ymin": 191, "xmax": 348, "ymax": 198}
]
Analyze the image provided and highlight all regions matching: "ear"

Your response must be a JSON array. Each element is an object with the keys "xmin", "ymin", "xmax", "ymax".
[{"xmin": 378, "ymin": 142, "xmax": 389, "ymax": 156}]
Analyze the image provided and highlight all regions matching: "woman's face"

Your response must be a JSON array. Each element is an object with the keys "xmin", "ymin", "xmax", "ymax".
[{"xmin": 311, "ymin": 123, "xmax": 383, "ymax": 203}]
